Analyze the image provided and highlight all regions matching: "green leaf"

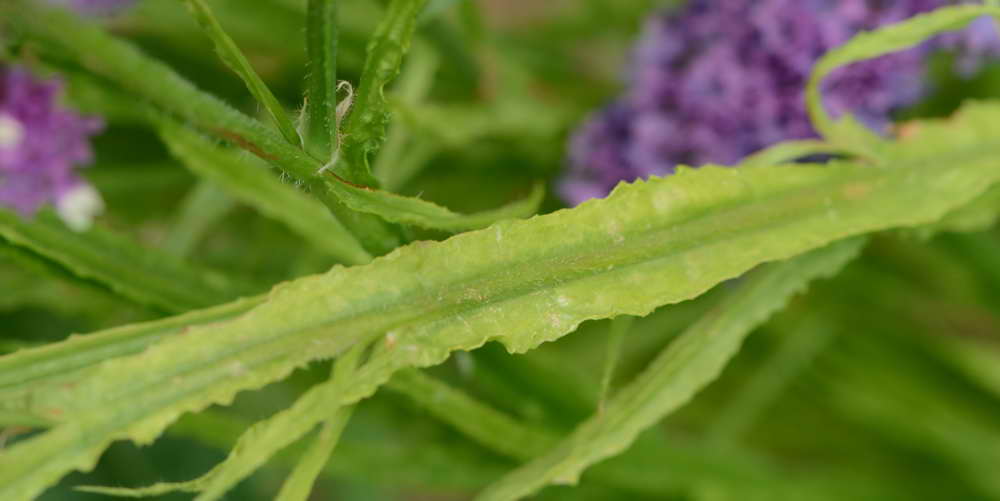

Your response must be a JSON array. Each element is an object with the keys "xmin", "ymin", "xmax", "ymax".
[
  {"xmin": 273, "ymin": 348, "xmax": 360, "ymax": 501},
  {"xmin": 0, "ymin": 296, "xmax": 263, "ymax": 426},
  {"xmin": 304, "ymin": 0, "xmax": 340, "ymax": 158},
  {"xmin": 3, "ymin": 102, "xmax": 1000, "ymax": 500},
  {"xmin": 741, "ymin": 140, "xmax": 845, "ymax": 167},
  {"xmin": 271, "ymin": 412, "xmax": 353, "ymax": 501},
  {"xmin": 338, "ymin": 0, "xmax": 430, "ymax": 185},
  {"xmin": 476, "ymin": 238, "xmax": 865, "ymax": 501},
  {"xmin": 373, "ymin": 47, "xmax": 440, "ymax": 190},
  {"xmin": 181, "ymin": 0, "xmax": 302, "ymax": 147},
  {"xmin": 158, "ymin": 122, "xmax": 373, "ymax": 265},
  {"xmin": 80, "ymin": 346, "xmax": 364, "ymax": 501},
  {"xmin": 0, "ymin": 239, "xmax": 141, "ymax": 322},
  {"xmin": 7, "ymin": 4, "xmax": 400, "ymax": 255},
  {"xmin": 8, "ymin": 3, "xmax": 317, "ymax": 197},
  {"xmin": 0, "ymin": 210, "xmax": 244, "ymax": 313},
  {"xmin": 322, "ymin": 175, "xmax": 545, "ymax": 232},
  {"xmin": 806, "ymin": 5, "xmax": 1000, "ymax": 155}
]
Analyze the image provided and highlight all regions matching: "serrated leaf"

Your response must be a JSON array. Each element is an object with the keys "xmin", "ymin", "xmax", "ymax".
[
  {"xmin": 2, "ymin": 102, "xmax": 1000, "ymax": 500},
  {"xmin": 339, "ymin": 0, "xmax": 430, "ymax": 185},
  {"xmin": 476, "ymin": 238, "xmax": 864, "ymax": 501},
  {"xmin": 81, "ymin": 346, "xmax": 364, "ymax": 501},
  {"xmin": 322, "ymin": 175, "xmax": 545, "ymax": 232},
  {"xmin": 0, "ymin": 296, "xmax": 263, "ymax": 426},
  {"xmin": 806, "ymin": 5, "xmax": 1000, "ymax": 155},
  {"xmin": 181, "ymin": 0, "xmax": 302, "ymax": 147},
  {"xmin": 158, "ymin": 122, "xmax": 373, "ymax": 265},
  {"xmin": 0, "ymin": 210, "xmax": 244, "ymax": 313}
]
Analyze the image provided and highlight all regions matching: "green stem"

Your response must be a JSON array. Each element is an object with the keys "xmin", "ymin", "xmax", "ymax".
[{"xmin": 304, "ymin": 0, "xmax": 340, "ymax": 159}]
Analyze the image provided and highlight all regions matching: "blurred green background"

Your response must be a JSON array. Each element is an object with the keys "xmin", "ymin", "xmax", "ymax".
[{"xmin": 5, "ymin": 0, "xmax": 1000, "ymax": 499}]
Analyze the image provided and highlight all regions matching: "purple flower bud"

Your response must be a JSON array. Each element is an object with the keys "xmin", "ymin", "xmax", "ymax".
[
  {"xmin": 0, "ymin": 66, "xmax": 105, "ymax": 229},
  {"xmin": 562, "ymin": 0, "xmax": 1000, "ymax": 205}
]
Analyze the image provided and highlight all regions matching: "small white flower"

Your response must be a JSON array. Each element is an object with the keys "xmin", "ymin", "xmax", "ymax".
[{"xmin": 56, "ymin": 183, "xmax": 105, "ymax": 232}]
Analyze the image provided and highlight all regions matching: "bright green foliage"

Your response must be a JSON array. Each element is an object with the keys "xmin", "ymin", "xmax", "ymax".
[
  {"xmin": 3, "ymin": 2, "xmax": 1000, "ymax": 500},
  {"xmin": 339, "ymin": 0, "xmax": 430, "ymax": 186},
  {"xmin": 181, "ymin": 0, "xmax": 303, "ymax": 147},
  {"xmin": 0, "ymin": 211, "xmax": 243, "ymax": 313},
  {"xmin": 477, "ymin": 238, "xmax": 864, "ymax": 501},
  {"xmin": 2, "ymin": 98, "xmax": 1000, "ymax": 499}
]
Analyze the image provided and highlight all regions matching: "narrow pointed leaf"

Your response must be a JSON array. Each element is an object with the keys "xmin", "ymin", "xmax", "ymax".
[
  {"xmin": 0, "ymin": 210, "xmax": 243, "ymax": 313},
  {"xmin": 323, "ymin": 175, "xmax": 545, "ymax": 232},
  {"xmin": 81, "ymin": 346, "xmax": 364, "ymax": 501},
  {"xmin": 806, "ymin": 5, "xmax": 1000, "ymax": 154},
  {"xmin": 272, "ymin": 409, "xmax": 354, "ymax": 501},
  {"xmin": 741, "ymin": 140, "xmax": 845, "ymax": 167},
  {"xmin": 273, "ymin": 348, "xmax": 362, "ymax": 501},
  {"xmin": 182, "ymin": 0, "xmax": 302, "ymax": 146}
]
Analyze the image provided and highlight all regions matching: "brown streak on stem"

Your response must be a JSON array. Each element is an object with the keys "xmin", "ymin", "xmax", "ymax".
[{"xmin": 215, "ymin": 129, "xmax": 277, "ymax": 161}]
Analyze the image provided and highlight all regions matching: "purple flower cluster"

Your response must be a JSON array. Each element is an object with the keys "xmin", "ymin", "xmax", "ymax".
[
  {"xmin": 561, "ymin": 0, "xmax": 1000, "ymax": 205},
  {"xmin": 0, "ymin": 66, "xmax": 104, "ymax": 228}
]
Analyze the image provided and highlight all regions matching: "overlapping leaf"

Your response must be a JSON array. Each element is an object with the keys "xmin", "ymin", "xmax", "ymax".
[
  {"xmin": 158, "ymin": 123, "xmax": 373, "ymax": 265},
  {"xmin": 476, "ymin": 238, "xmax": 864, "ymax": 501},
  {"xmin": 2, "ymin": 100, "xmax": 1000, "ymax": 500}
]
